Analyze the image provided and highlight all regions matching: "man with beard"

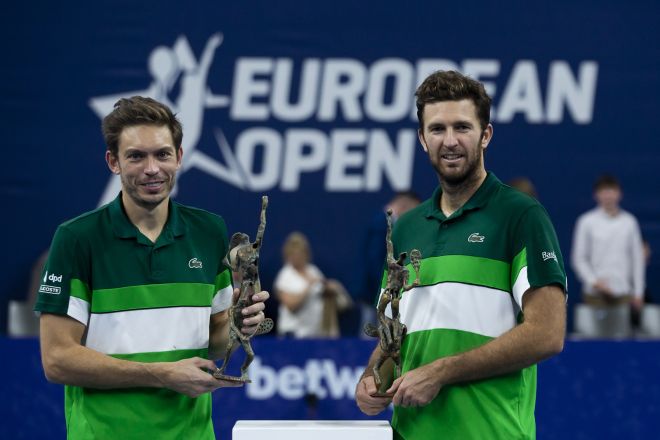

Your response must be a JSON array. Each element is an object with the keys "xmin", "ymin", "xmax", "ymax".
[
  {"xmin": 355, "ymin": 71, "xmax": 567, "ymax": 439},
  {"xmin": 35, "ymin": 97, "xmax": 269, "ymax": 439}
]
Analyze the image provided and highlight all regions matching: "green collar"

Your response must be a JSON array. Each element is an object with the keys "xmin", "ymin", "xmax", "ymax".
[
  {"xmin": 425, "ymin": 172, "xmax": 500, "ymax": 221},
  {"xmin": 108, "ymin": 193, "xmax": 187, "ymax": 246}
]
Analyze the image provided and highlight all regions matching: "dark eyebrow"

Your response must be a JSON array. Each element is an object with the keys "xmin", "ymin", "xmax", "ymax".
[
  {"xmin": 123, "ymin": 146, "xmax": 174, "ymax": 156},
  {"xmin": 123, "ymin": 148, "xmax": 143, "ymax": 156}
]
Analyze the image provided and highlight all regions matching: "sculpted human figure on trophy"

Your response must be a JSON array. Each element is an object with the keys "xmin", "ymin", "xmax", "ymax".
[
  {"xmin": 363, "ymin": 209, "xmax": 421, "ymax": 396},
  {"xmin": 215, "ymin": 196, "xmax": 274, "ymax": 383}
]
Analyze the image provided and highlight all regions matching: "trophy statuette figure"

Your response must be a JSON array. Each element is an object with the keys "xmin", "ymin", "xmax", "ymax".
[
  {"xmin": 363, "ymin": 209, "xmax": 421, "ymax": 396},
  {"xmin": 214, "ymin": 196, "xmax": 274, "ymax": 383}
]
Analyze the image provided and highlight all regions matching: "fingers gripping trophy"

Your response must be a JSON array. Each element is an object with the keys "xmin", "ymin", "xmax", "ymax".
[
  {"xmin": 364, "ymin": 209, "xmax": 421, "ymax": 396},
  {"xmin": 214, "ymin": 196, "xmax": 274, "ymax": 383}
]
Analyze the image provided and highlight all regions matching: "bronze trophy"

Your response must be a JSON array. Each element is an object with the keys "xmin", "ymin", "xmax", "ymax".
[
  {"xmin": 363, "ymin": 209, "xmax": 421, "ymax": 396},
  {"xmin": 214, "ymin": 196, "xmax": 274, "ymax": 383}
]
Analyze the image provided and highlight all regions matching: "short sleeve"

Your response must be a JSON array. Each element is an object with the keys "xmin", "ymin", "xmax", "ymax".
[
  {"xmin": 34, "ymin": 225, "xmax": 91, "ymax": 325},
  {"xmin": 308, "ymin": 264, "xmax": 324, "ymax": 280},
  {"xmin": 274, "ymin": 266, "xmax": 305, "ymax": 295},
  {"xmin": 511, "ymin": 205, "xmax": 567, "ymax": 308},
  {"xmin": 273, "ymin": 267, "xmax": 287, "ymax": 292},
  {"xmin": 212, "ymin": 269, "xmax": 233, "ymax": 314},
  {"xmin": 212, "ymin": 216, "xmax": 233, "ymax": 314}
]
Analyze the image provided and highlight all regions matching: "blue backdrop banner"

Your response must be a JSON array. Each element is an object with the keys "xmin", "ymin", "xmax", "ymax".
[
  {"xmin": 1, "ymin": 338, "xmax": 659, "ymax": 439},
  {"xmin": 2, "ymin": 1, "xmax": 659, "ymax": 333}
]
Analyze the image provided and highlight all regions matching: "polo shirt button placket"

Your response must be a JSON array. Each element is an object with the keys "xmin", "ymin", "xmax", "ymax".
[
  {"xmin": 151, "ymin": 247, "xmax": 164, "ymax": 280},
  {"xmin": 436, "ymin": 222, "xmax": 448, "ymax": 253}
]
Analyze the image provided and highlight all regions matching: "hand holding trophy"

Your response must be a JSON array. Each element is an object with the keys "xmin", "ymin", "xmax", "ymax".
[
  {"xmin": 363, "ymin": 209, "xmax": 421, "ymax": 396},
  {"xmin": 214, "ymin": 196, "xmax": 274, "ymax": 383}
]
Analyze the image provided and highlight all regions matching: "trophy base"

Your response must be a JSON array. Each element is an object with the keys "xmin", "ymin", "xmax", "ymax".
[
  {"xmin": 370, "ymin": 391, "xmax": 394, "ymax": 398},
  {"xmin": 213, "ymin": 370, "xmax": 251, "ymax": 384}
]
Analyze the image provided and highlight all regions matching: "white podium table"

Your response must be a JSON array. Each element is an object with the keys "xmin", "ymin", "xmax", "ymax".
[{"xmin": 233, "ymin": 420, "xmax": 392, "ymax": 440}]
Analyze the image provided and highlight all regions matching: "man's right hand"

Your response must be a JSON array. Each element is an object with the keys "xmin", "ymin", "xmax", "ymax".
[
  {"xmin": 593, "ymin": 280, "xmax": 614, "ymax": 297},
  {"xmin": 156, "ymin": 357, "xmax": 242, "ymax": 398},
  {"xmin": 355, "ymin": 375, "xmax": 391, "ymax": 415}
]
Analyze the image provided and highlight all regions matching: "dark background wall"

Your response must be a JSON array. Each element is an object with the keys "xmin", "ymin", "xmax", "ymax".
[
  {"xmin": 1, "ymin": 1, "xmax": 659, "ymax": 437},
  {"xmin": 1, "ymin": 1, "xmax": 659, "ymax": 330}
]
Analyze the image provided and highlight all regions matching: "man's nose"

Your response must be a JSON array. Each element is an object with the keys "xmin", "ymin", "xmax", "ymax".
[
  {"xmin": 444, "ymin": 129, "xmax": 458, "ymax": 147},
  {"xmin": 144, "ymin": 156, "xmax": 159, "ymax": 174}
]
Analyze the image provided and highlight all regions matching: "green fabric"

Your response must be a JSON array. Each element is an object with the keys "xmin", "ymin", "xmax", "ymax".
[
  {"xmin": 385, "ymin": 173, "xmax": 565, "ymax": 440},
  {"xmin": 91, "ymin": 283, "xmax": 215, "ymax": 313},
  {"xmin": 381, "ymin": 255, "xmax": 512, "ymax": 293},
  {"xmin": 64, "ymin": 349, "xmax": 214, "ymax": 440},
  {"xmin": 35, "ymin": 194, "xmax": 230, "ymax": 439},
  {"xmin": 392, "ymin": 329, "xmax": 536, "ymax": 440},
  {"xmin": 70, "ymin": 278, "xmax": 91, "ymax": 302},
  {"xmin": 35, "ymin": 195, "xmax": 229, "ymax": 303},
  {"xmin": 511, "ymin": 248, "xmax": 528, "ymax": 285},
  {"xmin": 215, "ymin": 270, "xmax": 233, "ymax": 292}
]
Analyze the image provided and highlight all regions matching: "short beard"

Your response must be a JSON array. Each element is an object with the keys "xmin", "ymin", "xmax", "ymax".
[
  {"xmin": 434, "ymin": 132, "xmax": 485, "ymax": 190},
  {"xmin": 438, "ymin": 152, "xmax": 483, "ymax": 187},
  {"xmin": 122, "ymin": 174, "xmax": 174, "ymax": 211}
]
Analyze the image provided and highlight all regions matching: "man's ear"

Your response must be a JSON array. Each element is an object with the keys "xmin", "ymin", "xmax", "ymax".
[
  {"xmin": 106, "ymin": 151, "xmax": 120, "ymax": 174},
  {"xmin": 176, "ymin": 147, "xmax": 184, "ymax": 170},
  {"xmin": 481, "ymin": 124, "xmax": 494, "ymax": 152},
  {"xmin": 418, "ymin": 130, "xmax": 429, "ymax": 153}
]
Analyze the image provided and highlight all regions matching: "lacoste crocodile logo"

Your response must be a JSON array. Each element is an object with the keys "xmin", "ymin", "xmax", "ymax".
[
  {"xmin": 188, "ymin": 258, "xmax": 203, "ymax": 269},
  {"xmin": 468, "ymin": 233, "xmax": 485, "ymax": 243}
]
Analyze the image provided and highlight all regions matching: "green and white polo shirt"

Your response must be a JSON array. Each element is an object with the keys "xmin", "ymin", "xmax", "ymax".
[
  {"xmin": 386, "ymin": 173, "xmax": 566, "ymax": 440},
  {"xmin": 35, "ymin": 194, "xmax": 233, "ymax": 440}
]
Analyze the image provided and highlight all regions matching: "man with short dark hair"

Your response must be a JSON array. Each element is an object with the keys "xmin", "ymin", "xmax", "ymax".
[
  {"xmin": 355, "ymin": 71, "xmax": 567, "ymax": 439},
  {"xmin": 35, "ymin": 96, "xmax": 269, "ymax": 439},
  {"xmin": 572, "ymin": 174, "xmax": 645, "ymax": 312}
]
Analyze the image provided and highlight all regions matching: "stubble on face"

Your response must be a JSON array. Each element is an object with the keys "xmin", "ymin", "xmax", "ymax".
[
  {"xmin": 419, "ymin": 100, "xmax": 490, "ymax": 194},
  {"xmin": 119, "ymin": 167, "xmax": 177, "ymax": 210},
  {"xmin": 430, "ymin": 132, "xmax": 485, "ymax": 188},
  {"xmin": 112, "ymin": 125, "xmax": 181, "ymax": 213}
]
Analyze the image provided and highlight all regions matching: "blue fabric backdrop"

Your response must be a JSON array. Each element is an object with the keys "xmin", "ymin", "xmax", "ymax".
[
  {"xmin": 1, "ymin": 1, "xmax": 659, "ymax": 333},
  {"xmin": 1, "ymin": 338, "xmax": 659, "ymax": 439}
]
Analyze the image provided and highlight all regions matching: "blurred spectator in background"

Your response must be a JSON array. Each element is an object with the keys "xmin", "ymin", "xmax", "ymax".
[
  {"xmin": 632, "ymin": 239, "xmax": 654, "ymax": 329},
  {"xmin": 28, "ymin": 251, "xmax": 50, "ymax": 307},
  {"xmin": 387, "ymin": 192, "xmax": 422, "ymax": 222},
  {"xmin": 7, "ymin": 249, "xmax": 48, "ymax": 337},
  {"xmin": 357, "ymin": 192, "xmax": 421, "ymax": 332},
  {"xmin": 508, "ymin": 176, "xmax": 538, "ymax": 199},
  {"xmin": 571, "ymin": 175, "xmax": 645, "ymax": 317},
  {"xmin": 643, "ymin": 239, "xmax": 652, "ymax": 300},
  {"xmin": 275, "ymin": 232, "xmax": 351, "ymax": 338}
]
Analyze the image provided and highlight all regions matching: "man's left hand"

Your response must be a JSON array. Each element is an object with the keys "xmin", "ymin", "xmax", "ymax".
[{"xmin": 388, "ymin": 360, "xmax": 443, "ymax": 407}]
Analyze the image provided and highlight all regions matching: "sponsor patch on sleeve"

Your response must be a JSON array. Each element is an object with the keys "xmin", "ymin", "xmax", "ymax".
[
  {"xmin": 541, "ymin": 251, "xmax": 558, "ymax": 262},
  {"xmin": 39, "ymin": 285, "xmax": 61, "ymax": 294}
]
